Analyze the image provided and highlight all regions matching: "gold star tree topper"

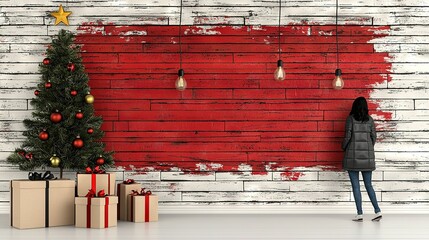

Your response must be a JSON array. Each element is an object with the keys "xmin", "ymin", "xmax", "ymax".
[{"xmin": 51, "ymin": 5, "xmax": 72, "ymax": 25}]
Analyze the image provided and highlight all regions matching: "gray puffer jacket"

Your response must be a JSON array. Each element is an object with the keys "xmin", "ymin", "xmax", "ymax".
[{"xmin": 342, "ymin": 115, "xmax": 377, "ymax": 171}]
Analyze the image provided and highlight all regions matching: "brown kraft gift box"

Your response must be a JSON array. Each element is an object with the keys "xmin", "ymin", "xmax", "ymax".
[
  {"xmin": 117, "ymin": 181, "xmax": 141, "ymax": 221},
  {"xmin": 10, "ymin": 179, "xmax": 75, "ymax": 229},
  {"xmin": 75, "ymin": 196, "xmax": 118, "ymax": 228},
  {"xmin": 76, "ymin": 173, "xmax": 115, "ymax": 197},
  {"xmin": 127, "ymin": 194, "xmax": 158, "ymax": 222}
]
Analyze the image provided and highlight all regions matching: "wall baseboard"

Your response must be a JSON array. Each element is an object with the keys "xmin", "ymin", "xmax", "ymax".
[{"xmin": 2, "ymin": 203, "xmax": 429, "ymax": 215}]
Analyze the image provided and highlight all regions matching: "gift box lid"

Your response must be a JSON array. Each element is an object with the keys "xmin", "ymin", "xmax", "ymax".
[
  {"xmin": 75, "ymin": 196, "xmax": 119, "ymax": 205},
  {"xmin": 11, "ymin": 179, "xmax": 75, "ymax": 189}
]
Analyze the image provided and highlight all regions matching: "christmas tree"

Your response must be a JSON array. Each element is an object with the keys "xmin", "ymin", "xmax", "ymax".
[{"xmin": 7, "ymin": 29, "xmax": 113, "ymax": 178}]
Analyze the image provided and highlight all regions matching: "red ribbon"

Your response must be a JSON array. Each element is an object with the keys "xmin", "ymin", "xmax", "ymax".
[
  {"xmin": 131, "ymin": 196, "xmax": 134, "ymax": 222},
  {"xmin": 85, "ymin": 189, "xmax": 106, "ymax": 198},
  {"xmin": 108, "ymin": 174, "xmax": 111, "ymax": 195},
  {"xmin": 91, "ymin": 174, "xmax": 96, "ymax": 194},
  {"xmin": 86, "ymin": 197, "xmax": 91, "ymax": 228},
  {"xmin": 130, "ymin": 188, "xmax": 152, "ymax": 222},
  {"xmin": 123, "ymin": 179, "xmax": 135, "ymax": 184},
  {"xmin": 145, "ymin": 195, "xmax": 149, "ymax": 222},
  {"xmin": 104, "ymin": 197, "xmax": 109, "ymax": 228},
  {"xmin": 85, "ymin": 166, "xmax": 105, "ymax": 174},
  {"xmin": 85, "ymin": 189, "xmax": 109, "ymax": 228},
  {"xmin": 131, "ymin": 188, "xmax": 152, "ymax": 196},
  {"xmin": 85, "ymin": 166, "xmax": 112, "ymax": 195}
]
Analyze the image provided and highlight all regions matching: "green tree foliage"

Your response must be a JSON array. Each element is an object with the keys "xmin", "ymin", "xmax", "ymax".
[{"xmin": 7, "ymin": 30, "xmax": 114, "ymax": 178}]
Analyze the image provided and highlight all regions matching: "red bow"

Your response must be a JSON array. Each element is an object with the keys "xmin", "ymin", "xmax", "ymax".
[
  {"xmin": 123, "ymin": 179, "xmax": 135, "ymax": 184},
  {"xmin": 85, "ymin": 189, "xmax": 106, "ymax": 198},
  {"xmin": 131, "ymin": 188, "xmax": 152, "ymax": 196},
  {"xmin": 85, "ymin": 166, "xmax": 105, "ymax": 174}
]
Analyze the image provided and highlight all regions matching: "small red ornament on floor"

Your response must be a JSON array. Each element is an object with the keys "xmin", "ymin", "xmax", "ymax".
[
  {"xmin": 45, "ymin": 81, "xmax": 52, "ymax": 89},
  {"xmin": 73, "ymin": 136, "xmax": 84, "ymax": 149},
  {"xmin": 34, "ymin": 90, "xmax": 40, "ymax": 96},
  {"xmin": 75, "ymin": 110, "xmax": 84, "ymax": 119},
  {"xmin": 96, "ymin": 156, "xmax": 105, "ymax": 165},
  {"xmin": 38, "ymin": 130, "xmax": 49, "ymax": 141},
  {"xmin": 50, "ymin": 110, "xmax": 62, "ymax": 123},
  {"xmin": 70, "ymin": 90, "xmax": 78, "ymax": 96},
  {"xmin": 67, "ymin": 62, "xmax": 75, "ymax": 72},
  {"xmin": 87, "ymin": 128, "xmax": 94, "ymax": 134},
  {"xmin": 42, "ymin": 58, "xmax": 51, "ymax": 65}
]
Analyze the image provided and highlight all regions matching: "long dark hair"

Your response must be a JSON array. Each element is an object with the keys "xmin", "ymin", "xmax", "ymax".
[{"xmin": 350, "ymin": 97, "xmax": 369, "ymax": 122}]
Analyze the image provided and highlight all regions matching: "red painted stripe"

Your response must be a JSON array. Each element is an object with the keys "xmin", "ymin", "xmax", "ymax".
[
  {"xmin": 76, "ymin": 35, "xmax": 385, "ymax": 44},
  {"xmin": 118, "ymin": 110, "xmax": 322, "ymax": 121}
]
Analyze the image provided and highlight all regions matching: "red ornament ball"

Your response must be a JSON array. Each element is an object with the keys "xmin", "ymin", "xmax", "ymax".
[
  {"xmin": 75, "ymin": 111, "xmax": 84, "ymax": 119},
  {"xmin": 96, "ymin": 156, "xmax": 105, "ymax": 165},
  {"xmin": 67, "ymin": 63, "xmax": 76, "ymax": 72},
  {"xmin": 50, "ymin": 111, "xmax": 62, "ymax": 123},
  {"xmin": 34, "ymin": 90, "xmax": 40, "ymax": 96},
  {"xmin": 42, "ymin": 58, "xmax": 51, "ymax": 65},
  {"xmin": 45, "ymin": 82, "xmax": 52, "ymax": 89},
  {"xmin": 25, "ymin": 152, "xmax": 33, "ymax": 160},
  {"xmin": 38, "ymin": 131, "xmax": 49, "ymax": 141},
  {"xmin": 70, "ymin": 90, "xmax": 78, "ymax": 96},
  {"xmin": 73, "ymin": 137, "xmax": 84, "ymax": 149},
  {"xmin": 87, "ymin": 128, "xmax": 94, "ymax": 134}
]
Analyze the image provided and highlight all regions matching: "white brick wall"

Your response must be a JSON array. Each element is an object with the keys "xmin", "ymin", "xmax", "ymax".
[{"xmin": 0, "ymin": 0, "xmax": 428, "ymax": 210}]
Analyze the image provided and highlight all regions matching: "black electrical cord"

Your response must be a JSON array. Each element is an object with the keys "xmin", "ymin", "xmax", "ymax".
[
  {"xmin": 278, "ymin": 0, "xmax": 282, "ymax": 60},
  {"xmin": 179, "ymin": 0, "xmax": 183, "ymax": 69},
  {"xmin": 335, "ymin": 0, "xmax": 339, "ymax": 69}
]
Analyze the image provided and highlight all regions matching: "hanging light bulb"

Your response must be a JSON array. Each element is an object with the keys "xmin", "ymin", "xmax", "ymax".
[
  {"xmin": 175, "ymin": 69, "xmax": 186, "ymax": 91},
  {"xmin": 274, "ymin": 60, "xmax": 285, "ymax": 81},
  {"xmin": 274, "ymin": 0, "xmax": 285, "ymax": 81},
  {"xmin": 332, "ymin": 0, "xmax": 345, "ymax": 89},
  {"xmin": 332, "ymin": 68, "xmax": 344, "ymax": 89},
  {"xmin": 175, "ymin": 0, "xmax": 187, "ymax": 91}
]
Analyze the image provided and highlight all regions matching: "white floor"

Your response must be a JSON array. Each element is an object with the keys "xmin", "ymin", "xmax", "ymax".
[{"xmin": 1, "ymin": 214, "xmax": 428, "ymax": 239}]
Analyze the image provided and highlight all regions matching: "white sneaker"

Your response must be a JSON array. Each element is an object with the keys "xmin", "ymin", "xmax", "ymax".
[
  {"xmin": 371, "ymin": 212, "xmax": 382, "ymax": 221},
  {"xmin": 352, "ymin": 214, "xmax": 363, "ymax": 222}
]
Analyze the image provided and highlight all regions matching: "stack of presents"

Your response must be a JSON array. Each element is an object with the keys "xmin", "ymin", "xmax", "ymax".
[{"xmin": 10, "ymin": 167, "xmax": 158, "ymax": 229}]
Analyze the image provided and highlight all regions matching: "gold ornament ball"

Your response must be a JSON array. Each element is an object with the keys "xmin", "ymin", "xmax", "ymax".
[
  {"xmin": 85, "ymin": 94, "xmax": 94, "ymax": 104},
  {"xmin": 50, "ymin": 155, "xmax": 61, "ymax": 167}
]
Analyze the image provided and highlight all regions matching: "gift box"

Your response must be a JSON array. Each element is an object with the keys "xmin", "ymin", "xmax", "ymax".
[
  {"xmin": 76, "ymin": 168, "xmax": 115, "ymax": 197},
  {"xmin": 127, "ymin": 192, "xmax": 158, "ymax": 222},
  {"xmin": 11, "ymin": 179, "xmax": 75, "ymax": 229},
  {"xmin": 75, "ymin": 196, "xmax": 118, "ymax": 228},
  {"xmin": 117, "ymin": 179, "xmax": 141, "ymax": 221}
]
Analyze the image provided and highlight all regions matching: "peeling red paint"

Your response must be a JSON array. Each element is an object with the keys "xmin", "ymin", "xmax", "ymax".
[
  {"xmin": 280, "ymin": 171, "xmax": 304, "ymax": 181},
  {"xmin": 76, "ymin": 23, "xmax": 392, "ymax": 179}
]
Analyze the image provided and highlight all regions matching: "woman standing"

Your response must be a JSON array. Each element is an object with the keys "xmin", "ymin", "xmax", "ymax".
[{"xmin": 342, "ymin": 97, "xmax": 382, "ymax": 222}]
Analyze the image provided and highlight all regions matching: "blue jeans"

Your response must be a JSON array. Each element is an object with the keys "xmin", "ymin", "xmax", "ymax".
[{"xmin": 348, "ymin": 170, "xmax": 381, "ymax": 215}]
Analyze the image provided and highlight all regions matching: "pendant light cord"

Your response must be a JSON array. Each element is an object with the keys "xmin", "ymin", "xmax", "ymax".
[
  {"xmin": 335, "ymin": 0, "xmax": 339, "ymax": 69},
  {"xmin": 179, "ymin": 0, "xmax": 183, "ymax": 69},
  {"xmin": 278, "ymin": 0, "xmax": 282, "ymax": 60}
]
